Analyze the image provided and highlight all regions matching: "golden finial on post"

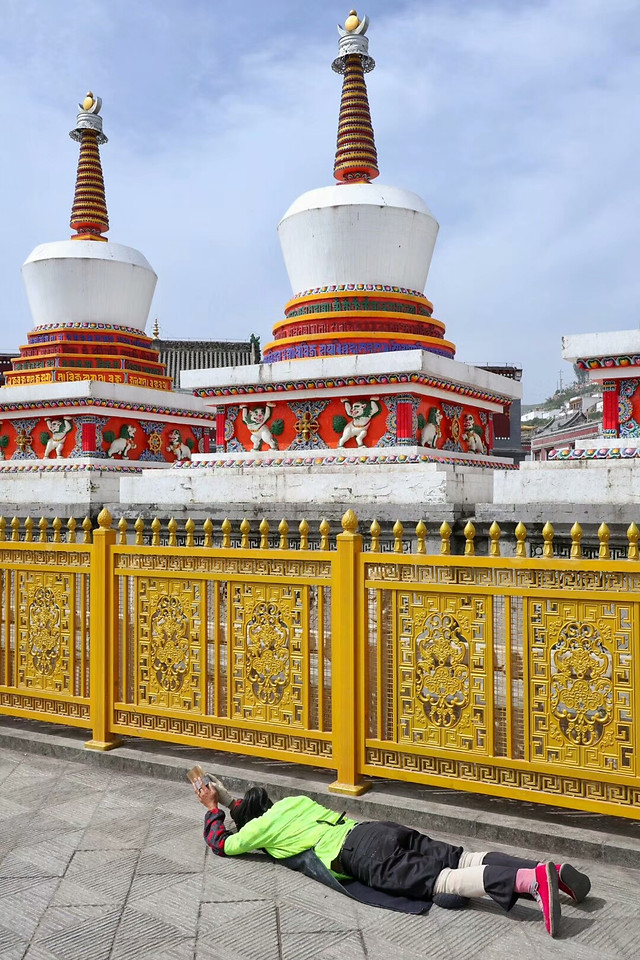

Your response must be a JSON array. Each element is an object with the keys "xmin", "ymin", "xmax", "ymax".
[
  {"xmin": 597, "ymin": 522, "xmax": 610, "ymax": 559},
  {"xmin": 299, "ymin": 518, "xmax": 309, "ymax": 550},
  {"xmin": 185, "ymin": 518, "xmax": 195, "ymax": 548},
  {"xmin": 341, "ymin": 509, "xmax": 359, "ymax": 534},
  {"xmin": 489, "ymin": 521, "xmax": 501, "ymax": 558},
  {"xmin": 464, "ymin": 520, "xmax": 476, "ymax": 557},
  {"xmin": 203, "ymin": 518, "xmax": 214, "ymax": 548},
  {"xmin": 134, "ymin": 516, "xmax": 145, "ymax": 546},
  {"xmin": 97, "ymin": 507, "xmax": 112, "ymax": 530},
  {"xmin": 440, "ymin": 521, "xmax": 451, "ymax": 556},
  {"xmin": 393, "ymin": 520, "xmax": 404, "ymax": 554},
  {"xmin": 168, "ymin": 518, "xmax": 178, "ymax": 548},
  {"xmin": 416, "ymin": 520, "xmax": 427, "ymax": 555},
  {"xmin": 240, "ymin": 518, "xmax": 250, "ymax": 550},
  {"xmin": 370, "ymin": 519, "xmax": 381, "ymax": 552},
  {"xmin": 52, "ymin": 517, "xmax": 62, "ymax": 544},
  {"xmin": 542, "ymin": 521, "xmax": 554, "ymax": 558},
  {"xmin": 259, "ymin": 518, "xmax": 270, "ymax": 550},
  {"xmin": 67, "ymin": 517, "xmax": 77, "ymax": 544},
  {"xmin": 221, "ymin": 518, "xmax": 231, "ymax": 549},
  {"xmin": 279, "ymin": 518, "xmax": 289, "ymax": 550},
  {"xmin": 118, "ymin": 517, "xmax": 128, "ymax": 546},
  {"xmin": 320, "ymin": 519, "xmax": 330, "ymax": 550},
  {"xmin": 514, "ymin": 521, "xmax": 527, "ymax": 558},
  {"xmin": 570, "ymin": 522, "xmax": 582, "ymax": 560},
  {"xmin": 627, "ymin": 522, "xmax": 639, "ymax": 561},
  {"xmin": 82, "ymin": 517, "xmax": 92, "ymax": 543},
  {"xmin": 151, "ymin": 517, "xmax": 161, "ymax": 547},
  {"xmin": 39, "ymin": 517, "xmax": 48, "ymax": 543}
]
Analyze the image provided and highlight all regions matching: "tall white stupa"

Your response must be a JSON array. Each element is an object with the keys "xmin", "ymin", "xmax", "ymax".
[
  {"xmin": 0, "ymin": 93, "xmax": 213, "ymax": 510},
  {"xmin": 122, "ymin": 10, "xmax": 521, "ymax": 516}
]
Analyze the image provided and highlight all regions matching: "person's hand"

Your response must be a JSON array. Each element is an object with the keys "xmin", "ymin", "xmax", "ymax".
[{"xmin": 193, "ymin": 780, "xmax": 219, "ymax": 811}]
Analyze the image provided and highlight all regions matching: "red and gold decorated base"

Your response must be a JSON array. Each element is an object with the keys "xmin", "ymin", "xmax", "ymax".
[
  {"xmin": 263, "ymin": 287, "xmax": 456, "ymax": 363},
  {"xmin": 0, "ymin": 411, "xmax": 210, "ymax": 464},
  {"xmin": 6, "ymin": 323, "xmax": 171, "ymax": 392},
  {"xmin": 195, "ymin": 370, "xmax": 505, "ymax": 462}
]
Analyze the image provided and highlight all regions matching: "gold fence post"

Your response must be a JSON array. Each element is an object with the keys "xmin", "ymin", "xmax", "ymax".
[
  {"xmin": 85, "ymin": 508, "xmax": 122, "ymax": 751},
  {"xmin": 329, "ymin": 509, "xmax": 370, "ymax": 796}
]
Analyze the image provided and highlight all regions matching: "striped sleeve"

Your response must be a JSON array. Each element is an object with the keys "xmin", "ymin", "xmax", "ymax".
[{"xmin": 203, "ymin": 801, "xmax": 241, "ymax": 857}]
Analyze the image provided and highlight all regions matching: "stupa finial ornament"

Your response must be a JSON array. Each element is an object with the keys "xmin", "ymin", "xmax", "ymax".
[
  {"xmin": 69, "ymin": 90, "xmax": 109, "ymax": 241},
  {"xmin": 332, "ymin": 11, "xmax": 378, "ymax": 182},
  {"xmin": 333, "ymin": 9, "xmax": 374, "ymax": 73},
  {"xmin": 70, "ymin": 91, "xmax": 107, "ymax": 144}
]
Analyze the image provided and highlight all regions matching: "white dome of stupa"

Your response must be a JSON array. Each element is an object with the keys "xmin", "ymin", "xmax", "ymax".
[{"xmin": 278, "ymin": 181, "xmax": 439, "ymax": 294}]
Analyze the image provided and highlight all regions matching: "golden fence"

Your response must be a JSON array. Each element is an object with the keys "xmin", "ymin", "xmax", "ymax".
[{"xmin": 0, "ymin": 509, "xmax": 639, "ymax": 819}]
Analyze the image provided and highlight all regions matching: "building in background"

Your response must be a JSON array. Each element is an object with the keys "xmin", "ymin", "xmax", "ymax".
[
  {"xmin": 150, "ymin": 326, "xmax": 260, "ymax": 390},
  {"xmin": 475, "ymin": 364, "xmax": 524, "ymax": 461},
  {"xmin": 0, "ymin": 353, "xmax": 14, "ymax": 386}
]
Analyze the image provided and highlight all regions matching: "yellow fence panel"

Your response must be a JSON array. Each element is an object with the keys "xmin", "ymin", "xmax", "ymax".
[
  {"xmin": 0, "ymin": 522, "xmax": 91, "ymax": 728},
  {"xmin": 109, "ymin": 520, "xmax": 335, "ymax": 768},
  {"xmin": 360, "ymin": 549, "xmax": 640, "ymax": 819}
]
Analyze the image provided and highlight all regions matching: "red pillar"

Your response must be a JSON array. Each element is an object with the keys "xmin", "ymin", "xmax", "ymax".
[
  {"xmin": 82, "ymin": 422, "xmax": 97, "ymax": 453},
  {"xmin": 215, "ymin": 408, "xmax": 226, "ymax": 451},
  {"xmin": 602, "ymin": 381, "xmax": 619, "ymax": 437},
  {"xmin": 395, "ymin": 401, "xmax": 414, "ymax": 444}
]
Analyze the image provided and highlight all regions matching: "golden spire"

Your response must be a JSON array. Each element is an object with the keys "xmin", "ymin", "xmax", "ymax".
[
  {"xmin": 152, "ymin": 318, "xmax": 160, "ymax": 339},
  {"xmin": 69, "ymin": 92, "xmax": 109, "ymax": 241},
  {"xmin": 332, "ymin": 11, "xmax": 379, "ymax": 183}
]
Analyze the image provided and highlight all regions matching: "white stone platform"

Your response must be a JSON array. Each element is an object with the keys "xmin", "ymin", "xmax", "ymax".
[
  {"xmin": 494, "ymin": 458, "xmax": 640, "ymax": 506},
  {"xmin": 120, "ymin": 450, "xmax": 509, "ymax": 509},
  {"xmin": 0, "ymin": 459, "xmax": 166, "ymax": 510}
]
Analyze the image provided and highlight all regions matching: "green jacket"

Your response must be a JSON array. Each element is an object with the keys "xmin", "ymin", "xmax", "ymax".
[{"xmin": 224, "ymin": 795, "xmax": 357, "ymax": 876}]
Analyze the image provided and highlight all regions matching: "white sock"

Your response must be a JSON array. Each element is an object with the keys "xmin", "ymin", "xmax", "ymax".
[{"xmin": 433, "ymin": 865, "xmax": 487, "ymax": 899}]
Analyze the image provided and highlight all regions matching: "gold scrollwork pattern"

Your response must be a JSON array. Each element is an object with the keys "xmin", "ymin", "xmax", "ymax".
[
  {"xmin": 550, "ymin": 621, "xmax": 612, "ymax": 747},
  {"xmin": 364, "ymin": 561, "xmax": 640, "ymax": 595},
  {"xmin": 115, "ymin": 552, "xmax": 331, "ymax": 579},
  {"xmin": 0, "ymin": 691, "xmax": 90, "ymax": 721},
  {"xmin": 112, "ymin": 708, "xmax": 333, "ymax": 760},
  {"xmin": 137, "ymin": 578, "xmax": 201, "ymax": 710},
  {"xmin": 231, "ymin": 583, "xmax": 304, "ymax": 725},
  {"xmin": 396, "ymin": 592, "xmax": 488, "ymax": 752},
  {"xmin": 530, "ymin": 600, "xmax": 634, "ymax": 774},
  {"xmin": 415, "ymin": 612, "xmax": 469, "ymax": 728},
  {"xmin": 18, "ymin": 573, "xmax": 71, "ymax": 693},
  {"xmin": 363, "ymin": 746, "xmax": 640, "ymax": 812},
  {"xmin": 0, "ymin": 549, "xmax": 90, "ymax": 568},
  {"xmin": 246, "ymin": 600, "xmax": 290, "ymax": 705},
  {"xmin": 149, "ymin": 595, "xmax": 191, "ymax": 693},
  {"xmin": 29, "ymin": 586, "xmax": 61, "ymax": 676}
]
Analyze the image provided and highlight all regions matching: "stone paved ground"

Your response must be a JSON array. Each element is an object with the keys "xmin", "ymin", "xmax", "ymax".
[{"xmin": 0, "ymin": 745, "xmax": 637, "ymax": 960}]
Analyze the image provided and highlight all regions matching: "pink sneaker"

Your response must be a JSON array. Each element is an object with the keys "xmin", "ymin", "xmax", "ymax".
[
  {"xmin": 557, "ymin": 863, "xmax": 590, "ymax": 903},
  {"xmin": 533, "ymin": 861, "xmax": 561, "ymax": 937}
]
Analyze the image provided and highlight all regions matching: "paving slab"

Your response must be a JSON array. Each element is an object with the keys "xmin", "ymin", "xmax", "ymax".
[{"xmin": 0, "ymin": 721, "xmax": 639, "ymax": 958}]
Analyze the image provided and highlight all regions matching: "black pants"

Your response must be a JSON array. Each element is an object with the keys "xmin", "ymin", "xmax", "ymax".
[{"xmin": 340, "ymin": 821, "xmax": 538, "ymax": 911}]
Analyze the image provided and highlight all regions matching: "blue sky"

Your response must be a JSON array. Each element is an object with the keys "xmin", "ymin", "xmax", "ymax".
[{"xmin": 1, "ymin": 0, "xmax": 639, "ymax": 401}]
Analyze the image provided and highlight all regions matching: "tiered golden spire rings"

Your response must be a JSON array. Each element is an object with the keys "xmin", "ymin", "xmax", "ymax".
[
  {"xmin": 334, "ymin": 54, "xmax": 378, "ymax": 182},
  {"xmin": 69, "ymin": 91, "xmax": 109, "ymax": 241}
]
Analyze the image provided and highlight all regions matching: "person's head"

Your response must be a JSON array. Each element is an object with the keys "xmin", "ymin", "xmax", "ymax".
[{"xmin": 231, "ymin": 786, "xmax": 273, "ymax": 830}]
